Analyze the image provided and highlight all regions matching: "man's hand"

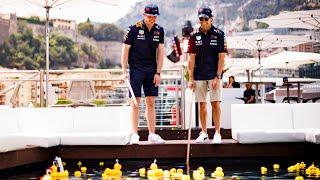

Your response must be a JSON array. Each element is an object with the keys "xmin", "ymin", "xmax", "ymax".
[
  {"xmin": 121, "ymin": 70, "xmax": 128, "ymax": 83},
  {"xmin": 153, "ymin": 73, "xmax": 161, "ymax": 87},
  {"xmin": 188, "ymin": 80, "xmax": 196, "ymax": 91},
  {"xmin": 212, "ymin": 77, "xmax": 221, "ymax": 90}
]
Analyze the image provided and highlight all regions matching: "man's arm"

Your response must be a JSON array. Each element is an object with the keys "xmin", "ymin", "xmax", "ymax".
[
  {"xmin": 247, "ymin": 95, "xmax": 255, "ymax": 103},
  {"xmin": 121, "ymin": 44, "xmax": 131, "ymax": 75},
  {"xmin": 188, "ymin": 53, "xmax": 196, "ymax": 81},
  {"xmin": 217, "ymin": 52, "xmax": 225, "ymax": 77},
  {"xmin": 156, "ymin": 43, "xmax": 165, "ymax": 73}
]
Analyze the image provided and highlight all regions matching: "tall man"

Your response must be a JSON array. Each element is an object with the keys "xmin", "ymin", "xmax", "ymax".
[
  {"xmin": 188, "ymin": 7, "xmax": 227, "ymax": 144},
  {"xmin": 121, "ymin": 3, "xmax": 165, "ymax": 144}
]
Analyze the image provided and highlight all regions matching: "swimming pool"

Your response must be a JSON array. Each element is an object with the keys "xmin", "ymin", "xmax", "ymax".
[{"xmin": 3, "ymin": 158, "xmax": 320, "ymax": 180}]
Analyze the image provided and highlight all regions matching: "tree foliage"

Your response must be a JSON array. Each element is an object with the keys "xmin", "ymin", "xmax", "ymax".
[
  {"xmin": 78, "ymin": 18, "xmax": 94, "ymax": 38},
  {"xmin": 77, "ymin": 19, "xmax": 124, "ymax": 42},
  {"xmin": 0, "ymin": 22, "xmax": 79, "ymax": 70},
  {"xmin": 93, "ymin": 23, "xmax": 125, "ymax": 42}
]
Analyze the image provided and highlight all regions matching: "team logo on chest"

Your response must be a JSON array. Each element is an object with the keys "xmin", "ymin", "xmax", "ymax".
[
  {"xmin": 210, "ymin": 35, "xmax": 217, "ymax": 46},
  {"xmin": 195, "ymin": 35, "xmax": 202, "ymax": 45},
  {"xmin": 153, "ymin": 31, "xmax": 160, "ymax": 42},
  {"xmin": 137, "ymin": 30, "xmax": 145, "ymax": 40}
]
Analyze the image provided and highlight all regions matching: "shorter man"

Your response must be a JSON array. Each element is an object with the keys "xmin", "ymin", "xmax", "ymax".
[{"xmin": 243, "ymin": 83, "xmax": 256, "ymax": 104}]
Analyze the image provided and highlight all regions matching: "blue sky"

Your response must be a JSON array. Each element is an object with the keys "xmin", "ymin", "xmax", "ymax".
[{"xmin": 0, "ymin": 0, "xmax": 143, "ymax": 23}]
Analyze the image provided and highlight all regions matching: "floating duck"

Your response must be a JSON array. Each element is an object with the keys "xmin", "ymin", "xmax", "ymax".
[
  {"xmin": 139, "ymin": 167, "xmax": 146, "ymax": 177},
  {"xmin": 192, "ymin": 170, "xmax": 204, "ymax": 180},
  {"xmin": 150, "ymin": 159, "xmax": 158, "ymax": 170},
  {"xmin": 163, "ymin": 170, "xmax": 170, "ymax": 178},
  {"xmin": 273, "ymin": 164, "xmax": 280, "ymax": 173},
  {"xmin": 177, "ymin": 168, "xmax": 183, "ymax": 174},
  {"xmin": 114, "ymin": 159, "xmax": 122, "ymax": 170},
  {"xmin": 182, "ymin": 174, "xmax": 190, "ymax": 180},
  {"xmin": 295, "ymin": 176, "xmax": 304, "ymax": 180},
  {"xmin": 80, "ymin": 166, "xmax": 87, "ymax": 174},
  {"xmin": 169, "ymin": 168, "xmax": 176, "ymax": 176},
  {"xmin": 74, "ymin": 170, "xmax": 81, "ymax": 178},
  {"xmin": 261, "ymin": 166, "xmax": 267, "ymax": 175}
]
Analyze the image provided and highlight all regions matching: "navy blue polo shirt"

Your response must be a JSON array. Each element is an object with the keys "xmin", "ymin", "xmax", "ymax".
[
  {"xmin": 123, "ymin": 21, "xmax": 164, "ymax": 72},
  {"xmin": 187, "ymin": 26, "xmax": 227, "ymax": 80}
]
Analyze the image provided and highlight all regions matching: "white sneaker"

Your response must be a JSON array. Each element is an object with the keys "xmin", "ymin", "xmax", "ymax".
[
  {"xmin": 129, "ymin": 133, "xmax": 140, "ymax": 144},
  {"xmin": 194, "ymin": 132, "xmax": 209, "ymax": 143},
  {"xmin": 148, "ymin": 133, "xmax": 165, "ymax": 144},
  {"xmin": 212, "ymin": 133, "xmax": 222, "ymax": 144}
]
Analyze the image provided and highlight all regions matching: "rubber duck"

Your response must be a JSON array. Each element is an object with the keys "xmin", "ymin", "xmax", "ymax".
[
  {"xmin": 295, "ymin": 176, "xmax": 304, "ymax": 180},
  {"xmin": 182, "ymin": 174, "xmax": 190, "ymax": 180},
  {"xmin": 80, "ymin": 167, "xmax": 87, "ymax": 174},
  {"xmin": 163, "ymin": 170, "xmax": 170, "ymax": 178},
  {"xmin": 261, "ymin": 167, "xmax": 267, "ymax": 175},
  {"xmin": 273, "ymin": 164, "xmax": 280, "ymax": 173},
  {"xmin": 139, "ymin": 167, "xmax": 146, "ymax": 176},
  {"xmin": 150, "ymin": 159, "xmax": 158, "ymax": 170},
  {"xmin": 74, "ymin": 171, "xmax": 81, "ymax": 178},
  {"xmin": 169, "ymin": 168, "xmax": 176, "ymax": 176},
  {"xmin": 177, "ymin": 168, "xmax": 183, "ymax": 174},
  {"xmin": 114, "ymin": 159, "xmax": 122, "ymax": 170}
]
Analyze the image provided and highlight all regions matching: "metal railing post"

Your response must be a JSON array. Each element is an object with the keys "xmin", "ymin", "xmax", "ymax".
[
  {"xmin": 40, "ymin": 70, "xmax": 44, "ymax": 107},
  {"xmin": 180, "ymin": 68, "xmax": 186, "ymax": 129}
]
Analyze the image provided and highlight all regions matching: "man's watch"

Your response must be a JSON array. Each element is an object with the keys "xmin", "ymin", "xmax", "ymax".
[
  {"xmin": 155, "ymin": 72, "xmax": 161, "ymax": 75},
  {"xmin": 216, "ymin": 74, "xmax": 222, "ymax": 79}
]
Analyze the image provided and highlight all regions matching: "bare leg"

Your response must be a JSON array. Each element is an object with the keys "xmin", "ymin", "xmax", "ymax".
[
  {"xmin": 145, "ymin": 96, "xmax": 156, "ymax": 134},
  {"xmin": 199, "ymin": 102, "xmax": 207, "ymax": 134},
  {"xmin": 211, "ymin": 101, "xmax": 221, "ymax": 134},
  {"xmin": 131, "ymin": 97, "xmax": 141, "ymax": 134}
]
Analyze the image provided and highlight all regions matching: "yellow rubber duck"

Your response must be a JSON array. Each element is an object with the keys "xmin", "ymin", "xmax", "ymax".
[
  {"xmin": 80, "ymin": 166, "xmax": 87, "ymax": 174},
  {"xmin": 139, "ymin": 167, "xmax": 146, "ymax": 177},
  {"xmin": 177, "ymin": 168, "xmax": 183, "ymax": 174},
  {"xmin": 114, "ymin": 159, "xmax": 122, "ymax": 170},
  {"xmin": 197, "ymin": 166, "xmax": 205, "ymax": 175},
  {"xmin": 74, "ymin": 171, "xmax": 81, "ymax": 177},
  {"xmin": 169, "ymin": 168, "xmax": 176, "ymax": 176},
  {"xmin": 163, "ymin": 170, "xmax": 170, "ymax": 178},
  {"xmin": 182, "ymin": 174, "xmax": 190, "ymax": 180},
  {"xmin": 273, "ymin": 164, "xmax": 280, "ymax": 173},
  {"xmin": 216, "ymin": 166, "xmax": 223, "ymax": 172},
  {"xmin": 77, "ymin": 161, "xmax": 82, "ymax": 168},
  {"xmin": 261, "ymin": 167, "xmax": 267, "ymax": 175},
  {"xmin": 150, "ymin": 159, "xmax": 158, "ymax": 170}
]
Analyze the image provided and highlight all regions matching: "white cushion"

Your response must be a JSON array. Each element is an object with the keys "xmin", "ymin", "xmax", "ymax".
[
  {"xmin": 22, "ymin": 133, "xmax": 61, "ymax": 147},
  {"xmin": 73, "ymin": 106, "xmax": 131, "ymax": 132},
  {"xmin": 237, "ymin": 129, "xmax": 305, "ymax": 144},
  {"xmin": 60, "ymin": 132, "xmax": 130, "ymax": 145},
  {"xmin": 231, "ymin": 104, "xmax": 293, "ymax": 140},
  {"xmin": 0, "ymin": 108, "xmax": 20, "ymax": 134},
  {"xmin": 0, "ymin": 135, "xmax": 31, "ymax": 152},
  {"xmin": 17, "ymin": 108, "xmax": 74, "ymax": 133},
  {"xmin": 292, "ymin": 103, "xmax": 320, "ymax": 129},
  {"xmin": 304, "ymin": 129, "xmax": 320, "ymax": 144}
]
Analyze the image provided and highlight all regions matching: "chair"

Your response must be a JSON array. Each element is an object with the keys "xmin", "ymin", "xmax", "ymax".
[{"xmin": 67, "ymin": 80, "xmax": 96, "ymax": 107}]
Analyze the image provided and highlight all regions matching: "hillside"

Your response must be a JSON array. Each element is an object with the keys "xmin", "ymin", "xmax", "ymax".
[{"xmin": 116, "ymin": 0, "xmax": 319, "ymax": 34}]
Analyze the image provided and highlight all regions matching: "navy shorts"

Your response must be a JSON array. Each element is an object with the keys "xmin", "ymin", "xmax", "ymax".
[{"xmin": 129, "ymin": 68, "xmax": 158, "ymax": 97}]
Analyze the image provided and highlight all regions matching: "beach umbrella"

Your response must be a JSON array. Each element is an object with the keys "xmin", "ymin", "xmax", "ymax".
[
  {"xmin": 226, "ymin": 33, "xmax": 313, "ymax": 80},
  {"xmin": 255, "ymin": 10, "xmax": 320, "ymax": 30},
  {"xmin": 261, "ymin": 51, "xmax": 320, "ymax": 69}
]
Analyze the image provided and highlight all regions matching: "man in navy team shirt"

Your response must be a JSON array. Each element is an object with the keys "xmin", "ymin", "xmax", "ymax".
[
  {"xmin": 188, "ymin": 6, "xmax": 227, "ymax": 144},
  {"xmin": 121, "ymin": 3, "xmax": 165, "ymax": 144}
]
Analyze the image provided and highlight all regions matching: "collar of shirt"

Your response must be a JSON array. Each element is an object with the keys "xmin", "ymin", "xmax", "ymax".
[{"xmin": 142, "ymin": 20, "xmax": 159, "ymax": 32}]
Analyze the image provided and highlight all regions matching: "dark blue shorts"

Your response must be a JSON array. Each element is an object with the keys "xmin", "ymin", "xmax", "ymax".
[{"xmin": 129, "ymin": 68, "xmax": 158, "ymax": 97}]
